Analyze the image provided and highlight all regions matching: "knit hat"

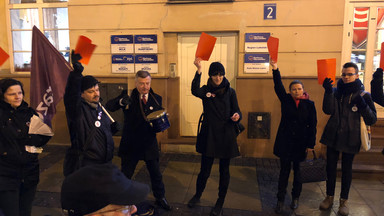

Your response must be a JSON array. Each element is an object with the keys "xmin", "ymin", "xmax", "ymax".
[
  {"xmin": 81, "ymin": 75, "xmax": 100, "ymax": 92},
  {"xmin": 208, "ymin": 62, "xmax": 225, "ymax": 76},
  {"xmin": 61, "ymin": 164, "xmax": 150, "ymax": 216}
]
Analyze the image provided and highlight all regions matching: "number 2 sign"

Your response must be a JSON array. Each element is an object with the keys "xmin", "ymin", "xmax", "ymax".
[{"xmin": 264, "ymin": 3, "xmax": 276, "ymax": 20}]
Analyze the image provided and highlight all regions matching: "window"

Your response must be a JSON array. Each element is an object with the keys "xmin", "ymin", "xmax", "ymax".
[
  {"xmin": 167, "ymin": 0, "xmax": 233, "ymax": 4},
  {"xmin": 7, "ymin": 0, "xmax": 69, "ymax": 72},
  {"xmin": 343, "ymin": 2, "xmax": 384, "ymax": 117}
]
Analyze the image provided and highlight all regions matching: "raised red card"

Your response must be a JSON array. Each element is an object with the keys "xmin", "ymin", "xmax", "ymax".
[
  {"xmin": 195, "ymin": 32, "xmax": 217, "ymax": 61},
  {"xmin": 317, "ymin": 58, "xmax": 336, "ymax": 85},
  {"xmin": 0, "ymin": 47, "xmax": 10, "ymax": 67},
  {"xmin": 75, "ymin": 36, "xmax": 97, "ymax": 65},
  {"xmin": 267, "ymin": 36, "xmax": 279, "ymax": 62}
]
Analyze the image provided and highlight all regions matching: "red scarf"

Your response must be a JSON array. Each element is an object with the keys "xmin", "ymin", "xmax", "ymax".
[{"xmin": 292, "ymin": 92, "xmax": 309, "ymax": 108}]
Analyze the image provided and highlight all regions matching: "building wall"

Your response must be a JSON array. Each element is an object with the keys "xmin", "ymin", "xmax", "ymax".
[{"xmin": 0, "ymin": 0, "xmax": 346, "ymax": 158}]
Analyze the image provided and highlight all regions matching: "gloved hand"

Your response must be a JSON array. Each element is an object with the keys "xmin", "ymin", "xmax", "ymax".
[
  {"xmin": 373, "ymin": 68, "xmax": 383, "ymax": 80},
  {"xmin": 119, "ymin": 90, "xmax": 131, "ymax": 106},
  {"xmin": 71, "ymin": 50, "xmax": 84, "ymax": 73},
  {"xmin": 110, "ymin": 122, "xmax": 121, "ymax": 135},
  {"xmin": 352, "ymin": 94, "xmax": 367, "ymax": 110},
  {"xmin": 322, "ymin": 78, "xmax": 333, "ymax": 94}
]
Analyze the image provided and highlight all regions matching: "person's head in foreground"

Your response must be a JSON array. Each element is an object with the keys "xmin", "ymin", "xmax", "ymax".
[{"xmin": 61, "ymin": 163, "xmax": 150, "ymax": 216}]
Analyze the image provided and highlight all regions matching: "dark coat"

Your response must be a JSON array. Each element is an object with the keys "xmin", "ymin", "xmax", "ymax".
[
  {"xmin": 0, "ymin": 100, "xmax": 50, "ymax": 190},
  {"xmin": 320, "ymin": 79, "xmax": 377, "ymax": 154},
  {"xmin": 106, "ymin": 88, "xmax": 162, "ymax": 160},
  {"xmin": 272, "ymin": 69, "xmax": 317, "ymax": 161},
  {"xmin": 64, "ymin": 70, "xmax": 114, "ymax": 164},
  {"xmin": 191, "ymin": 72, "xmax": 241, "ymax": 159},
  {"xmin": 370, "ymin": 71, "xmax": 384, "ymax": 106}
]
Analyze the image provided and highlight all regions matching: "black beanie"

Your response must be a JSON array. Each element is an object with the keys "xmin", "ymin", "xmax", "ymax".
[
  {"xmin": 81, "ymin": 76, "xmax": 100, "ymax": 92},
  {"xmin": 208, "ymin": 62, "xmax": 225, "ymax": 76}
]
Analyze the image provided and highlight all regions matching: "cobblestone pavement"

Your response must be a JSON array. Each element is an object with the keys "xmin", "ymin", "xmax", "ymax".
[{"xmin": 32, "ymin": 145, "xmax": 384, "ymax": 216}]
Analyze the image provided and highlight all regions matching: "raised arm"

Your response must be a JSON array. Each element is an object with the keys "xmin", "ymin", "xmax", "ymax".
[
  {"xmin": 191, "ymin": 57, "xmax": 205, "ymax": 98},
  {"xmin": 64, "ymin": 51, "xmax": 84, "ymax": 119},
  {"xmin": 271, "ymin": 61, "xmax": 287, "ymax": 102}
]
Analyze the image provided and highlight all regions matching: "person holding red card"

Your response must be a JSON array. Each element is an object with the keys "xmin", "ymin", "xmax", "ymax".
[
  {"xmin": 370, "ymin": 67, "xmax": 384, "ymax": 155},
  {"xmin": 188, "ymin": 57, "xmax": 242, "ymax": 216},
  {"xmin": 270, "ymin": 61, "xmax": 317, "ymax": 214},
  {"xmin": 320, "ymin": 62, "xmax": 376, "ymax": 216},
  {"xmin": 63, "ymin": 51, "xmax": 119, "ymax": 177}
]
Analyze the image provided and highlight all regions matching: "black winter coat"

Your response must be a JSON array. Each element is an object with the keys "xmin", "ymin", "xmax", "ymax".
[
  {"xmin": 371, "ymin": 71, "xmax": 384, "ymax": 107},
  {"xmin": 191, "ymin": 72, "xmax": 241, "ymax": 159},
  {"xmin": 0, "ymin": 100, "xmax": 50, "ymax": 190},
  {"xmin": 106, "ymin": 88, "xmax": 162, "ymax": 160},
  {"xmin": 320, "ymin": 79, "xmax": 377, "ymax": 154},
  {"xmin": 64, "ymin": 70, "xmax": 114, "ymax": 164},
  {"xmin": 272, "ymin": 69, "xmax": 317, "ymax": 161}
]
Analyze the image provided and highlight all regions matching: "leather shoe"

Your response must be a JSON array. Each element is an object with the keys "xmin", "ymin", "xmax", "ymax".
[
  {"xmin": 275, "ymin": 201, "xmax": 283, "ymax": 214},
  {"xmin": 188, "ymin": 195, "xmax": 200, "ymax": 208},
  {"xmin": 210, "ymin": 205, "xmax": 222, "ymax": 216},
  {"xmin": 155, "ymin": 197, "xmax": 172, "ymax": 211},
  {"xmin": 290, "ymin": 198, "xmax": 299, "ymax": 209}
]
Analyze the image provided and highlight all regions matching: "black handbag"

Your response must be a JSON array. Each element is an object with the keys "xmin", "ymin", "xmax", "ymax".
[
  {"xmin": 298, "ymin": 151, "xmax": 327, "ymax": 183},
  {"xmin": 234, "ymin": 122, "xmax": 245, "ymax": 136}
]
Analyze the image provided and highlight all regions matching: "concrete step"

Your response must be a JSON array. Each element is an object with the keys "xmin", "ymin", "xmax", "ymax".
[
  {"xmin": 353, "ymin": 146, "xmax": 384, "ymax": 166},
  {"xmin": 159, "ymin": 138, "xmax": 198, "ymax": 154}
]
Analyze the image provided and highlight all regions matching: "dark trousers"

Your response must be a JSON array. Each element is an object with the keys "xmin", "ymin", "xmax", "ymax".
[
  {"xmin": 121, "ymin": 157, "xmax": 165, "ymax": 199},
  {"xmin": 326, "ymin": 146, "xmax": 355, "ymax": 199},
  {"xmin": 0, "ymin": 183, "xmax": 37, "ymax": 216},
  {"xmin": 277, "ymin": 158, "xmax": 302, "ymax": 202},
  {"xmin": 195, "ymin": 155, "xmax": 231, "ymax": 204}
]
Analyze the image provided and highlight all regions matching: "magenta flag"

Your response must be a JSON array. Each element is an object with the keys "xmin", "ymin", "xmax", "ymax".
[{"xmin": 31, "ymin": 26, "xmax": 72, "ymax": 127}]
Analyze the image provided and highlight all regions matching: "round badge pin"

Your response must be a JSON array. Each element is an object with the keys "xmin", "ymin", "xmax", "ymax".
[
  {"xmin": 352, "ymin": 105, "xmax": 358, "ymax": 112},
  {"xmin": 150, "ymin": 106, "xmax": 153, "ymax": 110},
  {"xmin": 206, "ymin": 92, "xmax": 212, "ymax": 97},
  {"xmin": 95, "ymin": 121, "xmax": 101, "ymax": 127}
]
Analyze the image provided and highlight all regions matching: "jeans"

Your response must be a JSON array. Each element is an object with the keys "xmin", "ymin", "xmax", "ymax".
[
  {"xmin": 326, "ymin": 146, "xmax": 355, "ymax": 199},
  {"xmin": 277, "ymin": 158, "xmax": 302, "ymax": 201}
]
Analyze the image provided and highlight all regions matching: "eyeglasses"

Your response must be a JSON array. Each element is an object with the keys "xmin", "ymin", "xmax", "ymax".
[
  {"xmin": 94, "ymin": 205, "xmax": 133, "ymax": 215},
  {"xmin": 341, "ymin": 73, "xmax": 357, "ymax": 77}
]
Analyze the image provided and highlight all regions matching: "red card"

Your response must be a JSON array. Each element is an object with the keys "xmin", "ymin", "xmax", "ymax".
[
  {"xmin": 0, "ymin": 47, "xmax": 10, "ymax": 67},
  {"xmin": 75, "ymin": 36, "xmax": 97, "ymax": 65},
  {"xmin": 317, "ymin": 58, "xmax": 336, "ymax": 85},
  {"xmin": 380, "ymin": 42, "xmax": 384, "ymax": 69},
  {"xmin": 195, "ymin": 32, "xmax": 217, "ymax": 61},
  {"xmin": 267, "ymin": 36, "xmax": 279, "ymax": 62}
]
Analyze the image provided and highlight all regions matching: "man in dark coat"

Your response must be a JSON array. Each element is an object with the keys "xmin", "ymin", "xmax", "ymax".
[
  {"xmin": 63, "ymin": 51, "xmax": 116, "ymax": 177},
  {"xmin": 106, "ymin": 70, "xmax": 172, "ymax": 211},
  {"xmin": 319, "ymin": 62, "xmax": 376, "ymax": 216}
]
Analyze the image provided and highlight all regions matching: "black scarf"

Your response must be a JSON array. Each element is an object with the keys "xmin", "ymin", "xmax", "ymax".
[
  {"xmin": 336, "ymin": 78, "xmax": 364, "ymax": 96},
  {"xmin": 207, "ymin": 77, "xmax": 230, "ymax": 96}
]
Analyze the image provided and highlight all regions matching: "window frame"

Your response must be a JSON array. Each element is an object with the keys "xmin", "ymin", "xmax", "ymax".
[
  {"xmin": 5, "ymin": 0, "xmax": 69, "ymax": 73},
  {"xmin": 342, "ymin": 1, "xmax": 384, "ymax": 117}
]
